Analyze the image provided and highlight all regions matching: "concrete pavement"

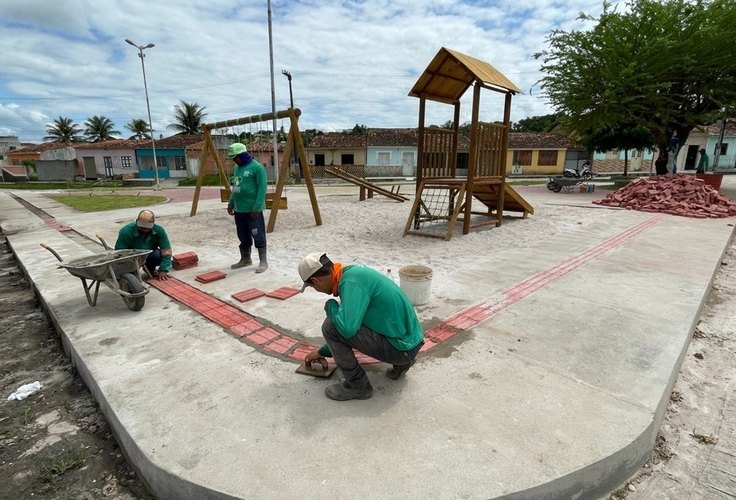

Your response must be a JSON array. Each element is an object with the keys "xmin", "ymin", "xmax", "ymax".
[{"xmin": 1, "ymin": 178, "xmax": 735, "ymax": 499}]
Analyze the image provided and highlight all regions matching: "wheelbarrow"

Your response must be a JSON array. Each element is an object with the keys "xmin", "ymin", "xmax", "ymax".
[
  {"xmin": 40, "ymin": 237, "xmax": 151, "ymax": 311},
  {"xmin": 546, "ymin": 176, "xmax": 583, "ymax": 193}
]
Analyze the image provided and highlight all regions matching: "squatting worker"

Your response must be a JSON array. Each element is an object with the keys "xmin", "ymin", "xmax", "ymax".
[
  {"xmin": 226, "ymin": 142, "xmax": 268, "ymax": 273},
  {"xmin": 115, "ymin": 209, "xmax": 172, "ymax": 281},
  {"xmin": 299, "ymin": 252, "xmax": 424, "ymax": 401}
]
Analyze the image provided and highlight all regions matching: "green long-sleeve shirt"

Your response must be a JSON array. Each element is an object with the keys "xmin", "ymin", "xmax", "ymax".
[
  {"xmin": 317, "ymin": 264, "xmax": 424, "ymax": 357},
  {"xmin": 114, "ymin": 222, "xmax": 172, "ymax": 272},
  {"xmin": 228, "ymin": 159, "xmax": 267, "ymax": 213}
]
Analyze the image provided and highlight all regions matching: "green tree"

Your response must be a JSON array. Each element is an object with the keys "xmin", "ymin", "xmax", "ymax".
[
  {"xmin": 44, "ymin": 116, "xmax": 84, "ymax": 142},
  {"xmin": 125, "ymin": 118, "xmax": 151, "ymax": 139},
  {"xmin": 84, "ymin": 115, "xmax": 120, "ymax": 142},
  {"xmin": 512, "ymin": 114, "xmax": 560, "ymax": 133},
  {"xmin": 167, "ymin": 100, "xmax": 207, "ymax": 135},
  {"xmin": 347, "ymin": 124, "xmax": 367, "ymax": 135},
  {"xmin": 536, "ymin": 0, "xmax": 736, "ymax": 172}
]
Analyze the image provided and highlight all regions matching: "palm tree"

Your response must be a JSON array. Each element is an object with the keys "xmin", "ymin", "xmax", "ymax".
[
  {"xmin": 167, "ymin": 100, "xmax": 207, "ymax": 135},
  {"xmin": 84, "ymin": 115, "xmax": 120, "ymax": 142},
  {"xmin": 125, "ymin": 118, "xmax": 151, "ymax": 139},
  {"xmin": 44, "ymin": 116, "xmax": 84, "ymax": 142}
]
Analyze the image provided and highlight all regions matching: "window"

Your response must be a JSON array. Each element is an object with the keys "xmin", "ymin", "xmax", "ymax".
[
  {"xmin": 717, "ymin": 143, "xmax": 728, "ymax": 155},
  {"xmin": 173, "ymin": 156, "xmax": 187, "ymax": 171},
  {"xmin": 377, "ymin": 152, "xmax": 390, "ymax": 166},
  {"xmin": 341, "ymin": 153, "xmax": 354, "ymax": 165},
  {"xmin": 121, "ymin": 156, "xmax": 132, "ymax": 168},
  {"xmin": 513, "ymin": 150, "xmax": 532, "ymax": 166},
  {"xmin": 538, "ymin": 150, "xmax": 558, "ymax": 166},
  {"xmin": 314, "ymin": 154, "xmax": 325, "ymax": 166}
]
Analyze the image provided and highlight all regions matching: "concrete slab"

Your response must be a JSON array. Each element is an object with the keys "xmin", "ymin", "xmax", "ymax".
[{"xmin": 1, "ymin": 182, "xmax": 734, "ymax": 500}]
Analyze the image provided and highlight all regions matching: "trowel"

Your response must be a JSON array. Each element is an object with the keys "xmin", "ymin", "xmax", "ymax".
[{"xmin": 295, "ymin": 358, "xmax": 337, "ymax": 378}]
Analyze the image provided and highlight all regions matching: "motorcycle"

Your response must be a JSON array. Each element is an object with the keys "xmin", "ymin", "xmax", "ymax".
[{"xmin": 563, "ymin": 162, "xmax": 593, "ymax": 180}]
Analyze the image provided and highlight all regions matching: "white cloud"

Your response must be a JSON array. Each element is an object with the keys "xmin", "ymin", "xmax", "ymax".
[{"xmin": 0, "ymin": 0, "xmax": 622, "ymax": 142}]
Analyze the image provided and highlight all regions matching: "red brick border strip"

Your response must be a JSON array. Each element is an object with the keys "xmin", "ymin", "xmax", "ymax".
[{"xmin": 148, "ymin": 214, "xmax": 664, "ymax": 363}]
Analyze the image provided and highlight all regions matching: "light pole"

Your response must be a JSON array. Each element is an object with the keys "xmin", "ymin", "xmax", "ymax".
[
  {"xmin": 281, "ymin": 69, "xmax": 300, "ymax": 183},
  {"xmin": 125, "ymin": 38, "xmax": 160, "ymax": 191}
]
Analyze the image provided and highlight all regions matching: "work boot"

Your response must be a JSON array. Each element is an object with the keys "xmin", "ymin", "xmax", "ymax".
[
  {"xmin": 385, "ymin": 359, "xmax": 416, "ymax": 380},
  {"xmin": 255, "ymin": 246, "xmax": 268, "ymax": 273},
  {"xmin": 325, "ymin": 381, "xmax": 373, "ymax": 401},
  {"xmin": 231, "ymin": 246, "xmax": 252, "ymax": 269}
]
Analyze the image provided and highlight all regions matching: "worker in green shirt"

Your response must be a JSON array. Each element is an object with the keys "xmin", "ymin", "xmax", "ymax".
[
  {"xmin": 115, "ymin": 209, "xmax": 172, "ymax": 280},
  {"xmin": 226, "ymin": 142, "xmax": 268, "ymax": 273},
  {"xmin": 299, "ymin": 252, "xmax": 425, "ymax": 401},
  {"xmin": 696, "ymin": 148, "xmax": 710, "ymax": 173}
]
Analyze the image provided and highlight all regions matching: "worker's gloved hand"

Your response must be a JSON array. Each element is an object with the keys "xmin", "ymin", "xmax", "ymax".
[
  {"xmin": 157, "ymin": 271, "xmax": 170, "ymax": 281},
  {"xmin": 304, "ymin": 349, "xmax": 328, "ymax": 370}
]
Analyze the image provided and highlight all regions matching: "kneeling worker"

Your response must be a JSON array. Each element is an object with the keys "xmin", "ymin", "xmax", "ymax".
[
  {"xmin": 300, "ymin": 252, "xmax": 424, "ymax": 401},
  {"xmin": 115, "ymin": 209, "xmax": 172, "ymax": 281}
]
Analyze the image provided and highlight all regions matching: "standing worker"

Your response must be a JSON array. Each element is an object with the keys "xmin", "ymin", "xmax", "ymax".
[
  {"xmin": 696, "ymin": 148, "xmax": 710, "ymax": 174},
  {"xmin": 115, "ymin": 209, "xmax": 172, "ymax": 280},
  {"xmin": 299, "ymin": 252, "xmax": 424, "ymax": 401},
  {"xmin": 226, "ymin": 142, "xmax": 268, "ymax": 273}
]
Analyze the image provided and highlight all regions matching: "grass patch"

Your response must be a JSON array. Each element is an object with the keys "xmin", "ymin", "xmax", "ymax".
[
  {"xmin": 507, "ymin": 179, "xmax": 548, "ymax": 186},
  {"xmin": 178, "ymin": 175, "xmax": 222, "ymax": 186},
  {"xmin": 50, "ymin": 194, "xmax": 166, "ymax": 212}
]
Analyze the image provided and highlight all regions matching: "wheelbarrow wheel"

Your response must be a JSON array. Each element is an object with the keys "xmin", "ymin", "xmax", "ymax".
[
  {"xmin": 547, "ymin": 181, "xmax": 562, "ymax": 193},
  {"xmin": 119, "ymin": 273, "xmax": 145, "ymax": 311}
]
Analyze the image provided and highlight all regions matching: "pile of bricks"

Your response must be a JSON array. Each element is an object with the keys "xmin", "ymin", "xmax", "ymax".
[
  {"xmin": 173, "ymin": 251, "xmax": 199, "ymax": 270},
  {"xmin": 593, "ymin": 175, "xmax": 736, "ymax": 218}
]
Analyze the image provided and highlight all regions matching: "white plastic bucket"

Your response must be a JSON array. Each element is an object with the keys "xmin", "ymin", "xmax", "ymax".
[{"xmin": 399, "ymin": 265, "xmax": 433, "ymax": 306}]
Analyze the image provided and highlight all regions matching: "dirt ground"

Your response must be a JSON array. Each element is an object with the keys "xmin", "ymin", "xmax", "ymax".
[{"xmin": 0, "ymin": 232, "xmax": 152, "ymax": 500}]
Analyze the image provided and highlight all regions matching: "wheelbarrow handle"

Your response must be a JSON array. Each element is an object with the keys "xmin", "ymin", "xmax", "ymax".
[
  {"xmin": 40, "ymin": 243, "xmax": 63, "ymax": 262},
  {"xmin": 96, "ymin": 234, "xmax": 111, "ymax": 251}
]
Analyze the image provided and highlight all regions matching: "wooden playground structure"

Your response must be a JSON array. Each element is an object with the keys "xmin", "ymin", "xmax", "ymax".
[
  {"xmin": 404, "ymin": 47, "xmax": 534, "ymax": 241},
  {"xmin": 189, "ymin": 108, "xmax": 321, "ymax": 233}
]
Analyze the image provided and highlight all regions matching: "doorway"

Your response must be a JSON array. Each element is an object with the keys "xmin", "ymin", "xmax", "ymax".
[{"xmin": 684, "ymin": 145, "xmax": 699, "ymax": 170}]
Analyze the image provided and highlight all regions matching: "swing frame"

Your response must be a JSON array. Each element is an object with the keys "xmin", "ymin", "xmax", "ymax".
[{"xmin": 189, "ymin": 108, "xmax": 322, "ymax": 233}]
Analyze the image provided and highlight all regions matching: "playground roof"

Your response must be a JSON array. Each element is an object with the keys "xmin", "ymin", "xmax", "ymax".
[{"xmin": 408, "ymin": 47, "xmax": 521, "ymax": 104}]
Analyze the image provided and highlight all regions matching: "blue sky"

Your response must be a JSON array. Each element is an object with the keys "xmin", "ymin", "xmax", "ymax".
[{"xmin": 0, "ymin": 0, "xmax": 617, "ymax": 143}]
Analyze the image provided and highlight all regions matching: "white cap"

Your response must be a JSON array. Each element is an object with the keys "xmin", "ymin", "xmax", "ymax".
[
  {"xmin": 136, "ymin": 209, "xmax": 155, "ymax": 229},
  {"xmin": 298, "ymin": 252, "xmax": 330, "ymax": 292}
]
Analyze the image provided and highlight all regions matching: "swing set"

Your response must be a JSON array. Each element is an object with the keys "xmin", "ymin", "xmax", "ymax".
[{"xmin": 189, "ymin": 108, "xmax": 322, "ymax": 233}]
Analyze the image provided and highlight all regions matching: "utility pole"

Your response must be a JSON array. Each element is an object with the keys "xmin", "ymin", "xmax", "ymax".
[{"xmin": 282, "ymin": 69, "xmax": 301, "ymax": 183}]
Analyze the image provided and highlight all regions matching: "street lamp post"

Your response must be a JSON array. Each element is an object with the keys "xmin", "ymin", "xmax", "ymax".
[
  {"xmin": 281, "ymin": 69, "xmax": 300, "ymax": 183},
  {"xmin": 125, "ymin": 38, "xmax": 160, "ymax": 191}
]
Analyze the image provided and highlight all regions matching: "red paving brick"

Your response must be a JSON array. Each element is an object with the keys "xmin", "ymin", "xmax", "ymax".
[
  {"xmin": 232, "ymin": 288, "xmax": 266, "ymax": 302},
  {"xmin": 195, "ymin": 270, "xmax": 227, "ymax": 283},
  {"xmin": 264, "ymin": 336, "xmax": 299, "ymax": 355},
  {"xmin": 265, "ymin": 286, "xmax": 301, "ymax": 300},
  {"xmin": 289, "ymin": 343, "xmax": 320, "ymax": 361},
  {"xmin": 426, "ymin": 325, "xmax": 459, "ymax": 343}
]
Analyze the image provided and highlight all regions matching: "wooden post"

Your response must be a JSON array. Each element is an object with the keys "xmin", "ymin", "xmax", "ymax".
[
  {"xmin": 463, "ymin": 82, "xmax": 482, "ymax": 235},
  {"xmin": 290, "ymin": 109, "xmax": 321, "ymax": 226}
]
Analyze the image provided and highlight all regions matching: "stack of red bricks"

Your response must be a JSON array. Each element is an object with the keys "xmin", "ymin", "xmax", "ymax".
[
  {"xmin": 173, "ymin": 251, "xmax": 199, "ymax": 270},
  {"xmin": 593, "ymin": 175, "xmax": 736, "ymax": 219}
]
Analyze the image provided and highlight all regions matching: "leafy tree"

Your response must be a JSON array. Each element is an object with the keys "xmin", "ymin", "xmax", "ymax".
[
  {"xmin": 125, "ymin": 118, "xmax": 151, "ymax": 139},
  {"xmin": 84, "ymin": 115, "xmax": 120, "ymax": 142},
  {"xmin": 512, "ymin": 114, "xmax": 560, "ymax": 133},
  {"xmin": 347, "ymin": 124, "xmax": 367, "ymax": 135},
  {"xmin": 167, "ymin": 100, "xmax": 207, "ymax": 135},
  {"xmin": 44, "ymin": 116, "xmax": 84, "ymax": 142},
  {"xmin": 536, "ymin": 0, "xmax": 736, "ymax": 173}
]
